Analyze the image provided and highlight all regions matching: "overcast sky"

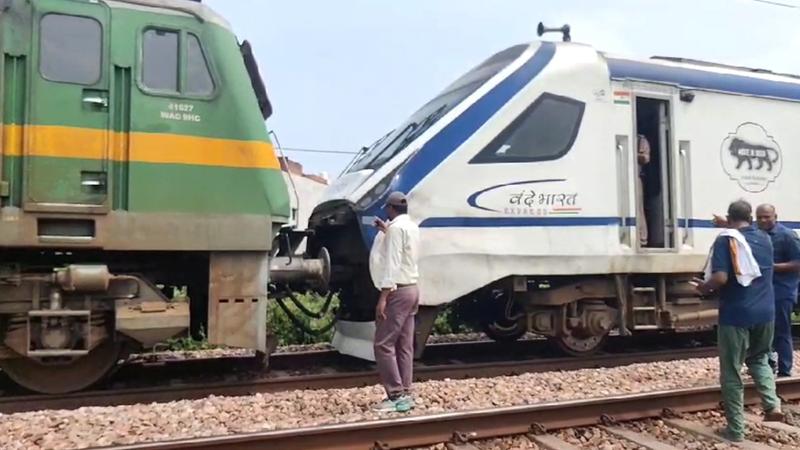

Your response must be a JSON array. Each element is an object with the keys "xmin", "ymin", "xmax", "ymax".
[{"xmin": 204, "ymin": 0, "xmax": 800, "ymax": 177}]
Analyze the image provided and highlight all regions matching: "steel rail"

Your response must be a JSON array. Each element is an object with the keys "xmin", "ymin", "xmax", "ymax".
[
  {"xmin": 0, "ymin": 346, "xmax": 718, "ymax": 414},
  {"xmin": 95, "ymin": 377, "xmax": 800, "ymax": 450}
]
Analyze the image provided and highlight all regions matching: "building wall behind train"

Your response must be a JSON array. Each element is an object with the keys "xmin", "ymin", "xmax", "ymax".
[{"xmin": 280, "ymin": 158, "xmax": 329, "ymax": 234}]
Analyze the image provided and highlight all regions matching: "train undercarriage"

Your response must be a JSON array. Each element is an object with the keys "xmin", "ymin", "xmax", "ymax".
[
  {"xmin": 306, "ymin": 202, "xmax": 719, "ymax": 358},
  {"xmin": 0, "ymin": 251, "xmax": 208, "ymax": 393},
  {"xmin": 452, "ymin": 274, "xmax": 718, "ymax": 355},
  {"xmin": 0, "ymin": 246, "xmax": 329, "ymax": 394}
]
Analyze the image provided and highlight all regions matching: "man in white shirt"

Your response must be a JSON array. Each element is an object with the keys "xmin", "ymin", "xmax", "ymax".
[{"xmin": 369, "ymin": 191, "xmax": 420, "ymax": 413}]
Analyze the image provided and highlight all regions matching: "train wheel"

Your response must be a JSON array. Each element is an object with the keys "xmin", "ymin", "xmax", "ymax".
[
  {"xmin": 549, "ymin": 331, "xmax": 608, "ymax": 356},
  {"xmin": 483, "ymin": 319, "xmax": 526, "ymax": 342},
  {"xmin": 481, "ymin": 290, "xmax": 526, "ymax": 342},
  {"xmin": 0, "ymin": 340, "xmax": 122, "ymax": 394}
]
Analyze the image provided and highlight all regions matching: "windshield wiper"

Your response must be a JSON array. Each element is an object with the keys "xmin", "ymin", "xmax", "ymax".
[
  {"xmin": 360, "ymin": 122, "xmax": 419, "ymax": 169},
  {"xmin": 380, "ymin": 105, "xmax": 449, "ymax": 162},
  {"xmin": 351, "ymin": 103, "xmax": 450, "ymax": 172},
  {"xmin": 342, "ymin": 129, "xmax": 394, "ymax": 175}
]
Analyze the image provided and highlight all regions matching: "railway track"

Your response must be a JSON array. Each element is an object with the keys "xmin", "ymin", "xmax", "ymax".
[
  {"xmin": 93, "ymin": 377, "xmax": 800, "ymax": 450},
  {"xmin": 0, "ymin": 344, "xmax": 718, "ymax": 414}
]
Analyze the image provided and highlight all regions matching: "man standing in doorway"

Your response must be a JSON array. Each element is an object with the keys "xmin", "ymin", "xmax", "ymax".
[
  {"xmin": 696, "ymin": 200, "xmax": 783, "ymax": 442},
  {"xmin": 636, "ymin": 134, "xmax": 651, "ymax": 247},
  {"xmin": 369, "ymin": 191, "xmax": 420, "ymax": 413},
  {"xmin": 756, "ymin": 204, "xmax": 800, "ymax": 377}
]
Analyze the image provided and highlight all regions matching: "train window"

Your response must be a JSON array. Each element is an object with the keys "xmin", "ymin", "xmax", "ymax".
[
  {"xmin": 348, "ymin": 44, "xmax": 529, "ymax": 173},
  {"xmin": 142, "ymin": 29, "xmax": 179, "ymax": 92},
  {"xmin": 470, "ymin": 93, "xmax": 585, "ymax": 164},
  {"xmin": 186, "ymin": 34, "xmax": 214, "ymax": 96},
  {"xmin": 40, "ymin": 14, "xmax": 102, "ymax": 85}
]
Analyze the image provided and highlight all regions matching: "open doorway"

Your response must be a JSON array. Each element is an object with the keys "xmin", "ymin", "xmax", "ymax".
[{"xmin": 635, "ymin": 97, "xmax": 675, "ymax": 250}]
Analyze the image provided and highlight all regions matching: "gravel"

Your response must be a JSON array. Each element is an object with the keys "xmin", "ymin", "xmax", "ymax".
[
  {"xmin": 410, "ymin": 435, "xmax": 541, "ymax": 450},
  {"xmin": 408, "ymin": 402, "xmax": 800, "ymax": 450},
  {"xmin": 127, "ymin": 348, "xmax": 255, "ymax": 363},
  {"xmin": 411, "ymin": 422, "xmax": 725, "ymax": 450},
  {"xmin": 426, "ymin": 332, "xmax": 542, "ymax": 344},
  {"xmin": 622, "ymin": 418, "xmax": 727, "ymax": 449},
  {"xmin": 557, "ymin": 427, "xmax": 643, "ymax": 449},
  {"xmin": 274, "ymin": 342, "xmax": 333, "ymax": 353},
  {"xmin": 126, "ymin": 332, "xmax": 500, "ymax": 362},
  {"xmin": 2, "ymin": 352, "xmax": 799, "ymax": 450},
  {"xmin": 691, "ymin": 409, "xmax": 800, "ymax": 449},
  {"xmin": 477, "ymin": 436, "xmax": 541, "ymax": 450}
]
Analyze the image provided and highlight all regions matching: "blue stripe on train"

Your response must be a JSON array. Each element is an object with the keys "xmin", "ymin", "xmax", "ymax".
[
  {"xmin": 361, "ymin": 42, "xmax": 557, "ymax": 246},
  {"xmin": 419, "ymin": 217, "xmax": 800, "ymax": 229},
  {"xmin": 419, "ymin": 216, "xmax": 623, "ymax": 228},
  {"xmin": 361, "ymin": 46, "xmax": 800, "ymax": 238},
  {"xmin": 607, "ymin": 58, "xmax": 800, "ymax": 102}
]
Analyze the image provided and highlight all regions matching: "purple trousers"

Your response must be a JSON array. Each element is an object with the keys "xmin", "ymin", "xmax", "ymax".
[{"xmin": 374, "ymin": 285, "xmax": 419, "ymax": 398}]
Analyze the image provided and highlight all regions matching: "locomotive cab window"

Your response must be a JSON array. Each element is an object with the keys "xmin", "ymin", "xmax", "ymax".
[
  {"xmin": 186, "ymin": 33, "xmax": 214, "ymax": 96},
  {"xmin": 40, "ymin": 14, "xmax": 102, "ymax": 85},
  {"xmin": 142, "ymin": 29, "xmax": 179, "ymax": 92},
  {"xmin": 470, "ymin": 93, "xmax": 584, "ymax": 164},
  {"xmin": 140, "ymin": 29, "xmax": 216, "ymax": 97}
]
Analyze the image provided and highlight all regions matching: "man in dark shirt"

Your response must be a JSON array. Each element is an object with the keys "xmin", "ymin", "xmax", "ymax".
[
  {"xmin": 756, "ymin": 204, "xmax": 800, "ymax": 377},
  {"xmin": 696, "ymin": 200, "xmax": 782, "ymax": 442}
]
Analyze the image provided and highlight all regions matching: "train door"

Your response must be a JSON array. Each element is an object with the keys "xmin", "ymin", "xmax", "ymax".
[
  {"xmin": 633, "ymin": 95, "xmax": 676, "ymax": 250},
  {"xmin": 24, "ymin": 0, "xmax": 111, "ymax": 214}
]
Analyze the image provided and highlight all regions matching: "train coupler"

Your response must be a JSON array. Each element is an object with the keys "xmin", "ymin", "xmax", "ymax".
[{"xmin": 269, "ymin": 247, "xmax": 331, "ymax": 294}]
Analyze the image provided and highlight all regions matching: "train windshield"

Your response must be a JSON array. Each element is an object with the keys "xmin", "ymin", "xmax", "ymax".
[{"xmin": 347, "ymin": 44, "xmax": 530, "ymax": 173}]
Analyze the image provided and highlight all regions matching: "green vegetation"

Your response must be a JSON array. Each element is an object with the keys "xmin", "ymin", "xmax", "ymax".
[
  {"xmin": 164, "ymin": 326, "xmax": 217, "ymax": 351},
  {"xmin": 164, "ymin": 292, "xmax": 474, "ymax": 351},
  {"xmin": 432, "ymin": 307, "xmax": 473, "ymax": 335},
  {"xmin": 267, "ymin": 294, "xmax": 476, "ymax": 344},
  {"xmin": 267, "ymin": 292, "xmax": 339, "ymax": 346}
]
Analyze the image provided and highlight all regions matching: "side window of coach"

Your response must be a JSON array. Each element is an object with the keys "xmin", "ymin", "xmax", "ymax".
[{"xmin": 470, "ymin": 93, "xmax": 585, "ymax": 164}]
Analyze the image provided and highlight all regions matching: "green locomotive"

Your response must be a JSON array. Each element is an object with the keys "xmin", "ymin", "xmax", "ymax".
[{"xmin": 0, "ymin": 0, "xmax": 327, "ymax": 393}]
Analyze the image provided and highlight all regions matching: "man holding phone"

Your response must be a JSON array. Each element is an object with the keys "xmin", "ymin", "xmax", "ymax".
[{"xmin": 368, "ymin": 191, "xmax": 420, "ymax": 413}]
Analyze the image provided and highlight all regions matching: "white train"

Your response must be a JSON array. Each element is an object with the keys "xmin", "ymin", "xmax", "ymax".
[{"xmin": 300, "ymin": 27, "xmax": 800, "ymax": 360}]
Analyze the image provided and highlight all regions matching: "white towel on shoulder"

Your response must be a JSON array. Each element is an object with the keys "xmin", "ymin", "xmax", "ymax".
[{"xmin": 703, "ymin": 229, "xmax": 762, "ymax": 287}]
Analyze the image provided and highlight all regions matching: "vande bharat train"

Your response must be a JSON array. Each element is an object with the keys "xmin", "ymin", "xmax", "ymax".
[{"xmin": 294, "ymin": 25, "xmax": 800, "ymax": 359}]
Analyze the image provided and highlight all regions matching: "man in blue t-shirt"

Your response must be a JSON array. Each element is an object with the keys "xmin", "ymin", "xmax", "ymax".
[
  {"xmin": 756, "ymin": 204, "xmax": 800, "ymax": 377},
  {"xmin": 696, "ymin": 200, "xmax": 783, "ymax": 442}
]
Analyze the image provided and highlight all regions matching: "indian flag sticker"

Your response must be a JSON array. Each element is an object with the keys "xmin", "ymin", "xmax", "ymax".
[{"xmin": 613, "ymin": 90, "xmax": 631, "ymax": 105}]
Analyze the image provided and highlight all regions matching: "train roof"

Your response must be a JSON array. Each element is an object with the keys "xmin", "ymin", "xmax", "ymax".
[
  {"xmin": 597, "ymin": 46, "xmax": 800, "ymax": 102},
  {"xmin": 105, "ymin": 0, "xmax": 232, "ymax": 30}
]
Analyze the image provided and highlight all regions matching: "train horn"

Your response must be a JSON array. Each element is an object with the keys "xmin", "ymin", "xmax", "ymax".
[{"xmin": 537, "ymin": 22, "xmax": 571, "ymax": 42}]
